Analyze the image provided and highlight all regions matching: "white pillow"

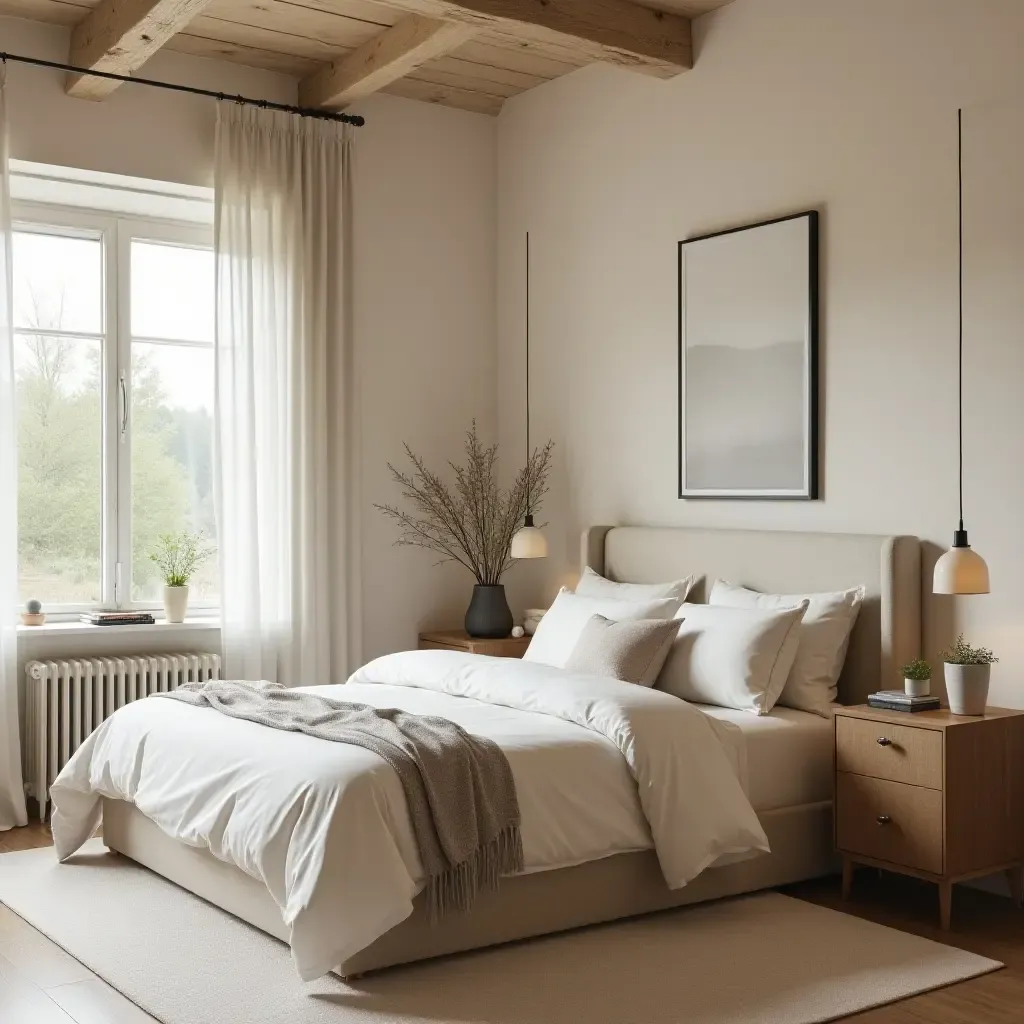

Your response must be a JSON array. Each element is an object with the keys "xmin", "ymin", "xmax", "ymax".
[
  {"xmin": 575, "ymin": 566, "xmax": 698, "ymax": 604},
  {"xmin": 655, "ymin": 602, "xmax": 808, "ymax": 715},
  {"xmin": 709, "ymin": 580, "xmax": 866, "ymax": 717},
  {"xmin": 523, "ymin": 589, "xmax": 680, "ymax": 669}
]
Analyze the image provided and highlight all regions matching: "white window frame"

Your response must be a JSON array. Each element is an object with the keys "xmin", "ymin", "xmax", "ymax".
[{"xmin": 13, "ymin": 201, "xmax": 216, "ymax": 619}]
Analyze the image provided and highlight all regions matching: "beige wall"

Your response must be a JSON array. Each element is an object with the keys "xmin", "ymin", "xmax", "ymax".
[
  {"xmin": 495, "ymin": 0, "xmax": 1024, "ymax": 708},
  {"xmin": 3, "ymin": 16, "xmax": 497, "ymax": 666}
]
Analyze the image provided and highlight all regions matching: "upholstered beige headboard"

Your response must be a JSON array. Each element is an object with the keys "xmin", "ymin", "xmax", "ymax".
[{"xmin": 582, "ymin": 526, "xmax": 921, "ymax": 706}]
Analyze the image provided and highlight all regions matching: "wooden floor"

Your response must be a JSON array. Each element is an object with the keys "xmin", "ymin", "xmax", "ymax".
[{"xmin": 1, "ymin": 822, "xmax": 1023, "ymax": 1022}]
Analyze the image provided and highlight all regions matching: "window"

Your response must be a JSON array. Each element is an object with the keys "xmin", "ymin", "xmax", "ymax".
[{"xmin": 13, "ymin": 207, "xmax": 216, "ymax": 612}]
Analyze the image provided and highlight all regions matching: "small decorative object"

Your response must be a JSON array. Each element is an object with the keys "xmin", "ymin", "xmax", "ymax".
[
  {"xmin": 933, "ymin": 109, "xmax": 990, "ymax": 595},
  {"xmin": 678, "ymin": 211, "xmax": 818, "ymax": 499},
  {"xmin": 523, "ymin": 608, "xmax": 547, "ymax": 636},
  {"xmin": 21, "ymin": 599, "xmax": 45, "ymax": 626},
  {"xmin": 150, "ymin": 530, "xmax": 212, "ymax": 624},
  {"xmin": 376, "ymin": 422, "xmax": 553, "ymax": 640},
  {"xmin": 902, "ymin": 658, "xmax": 932, "ymax": 698},
  {"xmin": 511, "ymin": 625, "xmax": 525, "ymax": 639},
  {"xmin": 940, "ymin": 633, "xmax": 998, "ymax": 716}
]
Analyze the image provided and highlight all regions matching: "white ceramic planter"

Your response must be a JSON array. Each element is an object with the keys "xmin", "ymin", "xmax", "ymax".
[
  {"xmin": 944, "ymin": 662, "xmax": 990, "ymax": 715},
  {"xmin": 163, "ymin": 585, "xmax": 189, "ymax": 624},
  {"xmin": 904, "ymin": 677, "xmax": 931, "ymax": 697}
]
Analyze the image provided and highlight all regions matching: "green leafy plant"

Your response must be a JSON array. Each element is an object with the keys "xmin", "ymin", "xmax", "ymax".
[
  {"xmin": 901, "ymin": 658, "xmax": 931, "ymax": 681},
  {"xmin": 376, "ymin": 422, "xmax": 553, "ymax": 586},
  {"xmin": 150, "ymin": 531, "xmax": 212, "ymax": 588},
  {"xmin": 939, "ymin": 634, "xmax": 999, "ymax": 666}
]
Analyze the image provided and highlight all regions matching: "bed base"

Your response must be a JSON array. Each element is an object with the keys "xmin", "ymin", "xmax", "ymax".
[{"xmin": 102, "ymin": 797, "xmax": 836, "ymax": 977}]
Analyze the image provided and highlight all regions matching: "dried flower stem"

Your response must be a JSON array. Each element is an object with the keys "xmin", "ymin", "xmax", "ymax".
[{"xmin": 376, "ymin": 423, "xmax": 553, "ymax": 585}]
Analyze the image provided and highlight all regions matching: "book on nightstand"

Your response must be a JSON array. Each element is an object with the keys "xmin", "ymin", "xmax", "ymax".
[{"xmin": 867, "ymin": 689, "xmax": 942, "ymax": 713}]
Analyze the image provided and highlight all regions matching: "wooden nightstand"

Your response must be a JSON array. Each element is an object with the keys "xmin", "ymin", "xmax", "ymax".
[
  {"xmin": 418, "ymin": 630, "xmax": 530, "ymax": 659},
  {"xmin": 834, "ymin": 704, "xmax": 1024, "ymax": 929}
]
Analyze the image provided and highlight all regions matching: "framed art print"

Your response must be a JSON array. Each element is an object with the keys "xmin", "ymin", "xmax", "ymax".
[{"xmin": 678, "ymin": 210, "xmax": 819, "ymax": 499}]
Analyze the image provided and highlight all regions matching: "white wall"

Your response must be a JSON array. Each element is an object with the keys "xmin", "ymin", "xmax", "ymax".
[
  {"xmin": 3, "ymin": 16, "xmax": 497, "ymax": 666},
  {"xmin": 496, "ymin": 0, "xmax": 1024, "ymax": 708}
]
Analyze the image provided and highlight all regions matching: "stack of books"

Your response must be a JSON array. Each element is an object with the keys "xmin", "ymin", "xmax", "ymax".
[
  {"xmin": 867, "ymin": 689, "xmax": 941, "ymax": 713},
  {"xmin": 80, "ymin": 611, "xmax": 156, "ymax": 627}
]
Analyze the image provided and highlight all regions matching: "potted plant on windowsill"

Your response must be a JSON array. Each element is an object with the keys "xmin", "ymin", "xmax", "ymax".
[
  {"xmin": 939, "ymin": 634, "xmax": 999, "ymax": 716},
  {"xmin": 151, "ymin": 531, "xmax": 212, "ymax": 624},
  {"xmin": 901, "ymin": 658, "xmax": 932, "ymax": 698},
  {"xmin": 376, "ymin": 423, "xmax": 553, "ymax": 639}
]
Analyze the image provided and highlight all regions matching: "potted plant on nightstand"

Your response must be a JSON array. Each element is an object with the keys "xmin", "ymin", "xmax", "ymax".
[
  {"xmin": 150, "ymin": 531, "xmax": 211, "ymax": 624},
  {"xmin": 376, "ymin": 423, "xmax": 553, "ymax": 639},
  {"xmin": 902, "ymin": 659, "xmax": 932, "ymax": 698},
  {"xmin": 940, "ymin": 634, "xmax": 999, "ymax": 716}
]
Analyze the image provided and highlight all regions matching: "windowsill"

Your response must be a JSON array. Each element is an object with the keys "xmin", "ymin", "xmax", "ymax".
[{"xmin": 17, "ymin": 618, "xmax": 220, "ymax": 638}]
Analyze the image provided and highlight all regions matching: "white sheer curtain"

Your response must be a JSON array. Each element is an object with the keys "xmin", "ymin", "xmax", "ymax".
[
  {"xmin": 0, "ymin": 70, "xmax": 28, "ymax": 830},
  {"xmin": 214, "ymin": 104, "xmax": 359, "ymax": 687}
]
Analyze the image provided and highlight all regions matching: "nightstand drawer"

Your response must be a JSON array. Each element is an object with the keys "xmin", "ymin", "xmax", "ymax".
[
  {"xmin": 836, "ymin": 772, "xmax": 943, "ymax": 875},
  {"xmin": 836, "ymin": 715, "xmax": 943, "ymax": 790}
]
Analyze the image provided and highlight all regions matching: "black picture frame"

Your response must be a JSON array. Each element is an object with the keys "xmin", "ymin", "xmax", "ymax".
[{"xmin": 677, "ymin": 210, "xmax": 819, "ymax": 500}]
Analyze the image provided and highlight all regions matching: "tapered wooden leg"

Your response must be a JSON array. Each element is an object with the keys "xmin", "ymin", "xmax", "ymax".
[
  {"xmin": 841, "ymin": 857, "xmax": 854, "ymax": 900},
  {"xmin": 1006, "ymin": 866, "xmax": 1024, "ymax": 909},
  {"xmin": 938, "ymin": 880, "xmax": 953, "ymax": 930}
]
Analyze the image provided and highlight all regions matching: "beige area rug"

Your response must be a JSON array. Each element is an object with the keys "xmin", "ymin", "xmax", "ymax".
[{"xmin": 0, "ymin": 841, "xmax": 1001, "ymax": 1024}]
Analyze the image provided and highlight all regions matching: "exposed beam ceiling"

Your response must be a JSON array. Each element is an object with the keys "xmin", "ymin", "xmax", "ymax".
[
  {"xmin": 379, "ymin": 0, "xmax": 692, "ymax": 78},
  {"xmin": 299, "ymin": 15, "xmax": 476, "ymax": 110},
  {"xmin": 0, "ymin": 0, "xmax": 719, "ymax": 113},
  {"xmin": 67, "ymin": 0, "xmax": 217, "ymax": 99}
]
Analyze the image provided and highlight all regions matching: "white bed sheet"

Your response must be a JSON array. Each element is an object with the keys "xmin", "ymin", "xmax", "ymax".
[{"xmin": 695, "ymin": 705, "xmax": 834, "ymax": 812}]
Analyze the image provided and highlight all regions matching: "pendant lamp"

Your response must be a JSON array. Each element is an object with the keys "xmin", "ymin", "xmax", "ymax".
[
  {"xmin": 511, "ymin": 232, "xmax": 548, "ymax": 560},
  {"xmin": 933, "ymin": 109, "xmax": 990, "ymax": 595}
]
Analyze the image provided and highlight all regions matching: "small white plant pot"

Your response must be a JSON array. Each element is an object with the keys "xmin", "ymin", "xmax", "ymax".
[
  {"xmin": 944, "ymin": 662, "xmax": 990, "ymax": 716},
  {"xmin": 163, "ymin": 585, "xmax": 189, "ymax": 624},
  {"xmin": 904, "ymin": 677, "xmax": 930, "ymax": 698}
]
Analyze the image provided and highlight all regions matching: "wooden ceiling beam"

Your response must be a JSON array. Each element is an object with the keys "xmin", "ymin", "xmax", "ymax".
[
  {"xmin": 299, "ymin": 15, "xmax": 476, "ymax": 110},
  {"xmin": 372, "ymin": 0, "xmax": 692, "ymax": 79},
  {"xmin": 66, "ymin": 0, "xmax": 217, "ymax": 99}
]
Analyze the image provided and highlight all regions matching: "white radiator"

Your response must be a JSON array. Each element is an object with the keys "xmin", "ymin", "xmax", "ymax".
[{"xmin": 24, "ymin": 652, "xmax": 221, "ymax": 819}]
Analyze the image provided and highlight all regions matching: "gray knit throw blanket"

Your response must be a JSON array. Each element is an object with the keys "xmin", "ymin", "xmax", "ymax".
[{"xmin": 156, "ymin": 680, "xmax": 523, "ymax": 919}]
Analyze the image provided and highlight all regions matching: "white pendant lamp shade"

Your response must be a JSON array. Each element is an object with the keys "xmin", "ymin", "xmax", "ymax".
[
  {"xmin": 511, "ymin": 515, "xmax": 548, "ymax": 559},
  {"xmin": 933, "ymin": 537, "xmax": 990, "ymax": 595}
]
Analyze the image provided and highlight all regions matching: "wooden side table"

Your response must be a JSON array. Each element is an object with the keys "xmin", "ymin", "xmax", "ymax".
[
  {"xmin": 418, "ymin": 629, "xmax": 530, "ymax": 659},
  {"xmin": 834, "ymin": 703, "xmax": 1024, "ymax": 929}
]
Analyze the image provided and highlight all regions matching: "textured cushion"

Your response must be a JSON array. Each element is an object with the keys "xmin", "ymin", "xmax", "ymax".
[
  {"xmin": 574, "ymin": 566, "xmax": 698, "ymax": 604},
  {"xmin": 523, "ymin": 589, "xmax": 680, "ymax": 669},
  {"xmin": 656, "ymin": 602, "xmax": 808, "ymax": 715},
  {"xmin": 709, "ymin": 581, "xmax": 865, "ymax": 716},
  {"xmin": 564, "ymin": 614, "xmax": 681, "ymax": 687}
]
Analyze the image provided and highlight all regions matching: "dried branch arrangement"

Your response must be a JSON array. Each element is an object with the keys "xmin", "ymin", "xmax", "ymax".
[{"xmin": 376, "ymin": 422, "xmax": 553, "ymax": 585}]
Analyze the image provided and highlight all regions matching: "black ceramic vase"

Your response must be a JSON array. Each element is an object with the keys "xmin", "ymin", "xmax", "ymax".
[{"xmin": 465, "ymin": 584, "xmax": 513, "ymax": 639}]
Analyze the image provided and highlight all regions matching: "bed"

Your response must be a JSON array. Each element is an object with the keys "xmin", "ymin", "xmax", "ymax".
[{"xmin": 66, "ymin": 526, "xmax": 920, "ymax": 977}]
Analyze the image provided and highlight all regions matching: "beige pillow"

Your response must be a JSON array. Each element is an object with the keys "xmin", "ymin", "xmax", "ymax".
[
  {"xmin": 564, "ymin": 614, "xmax": 681, "ymax": 687},
  {"xmin": 656, "ymin": 602, "xmax": 809, "ymax": 715},
  {"xmin": 709, "ymin": 581, "xmax": 865, "ymax": 717},
  {"xmin": 575, "ymin": 566, "xmax": 698, "ymax": 604},
  {"xmin": 523, "ymin": 589, "xmax": 680, "ymax": 668}
]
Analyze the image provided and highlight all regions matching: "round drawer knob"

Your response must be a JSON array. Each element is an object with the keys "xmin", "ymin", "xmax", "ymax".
[
  {"xmin": 876, "ymin": 814, "xmax": 892, "ymax": 825},
  {"xmin": 876, "ymin": 737, "xmax": 892, "ymax": 746}
]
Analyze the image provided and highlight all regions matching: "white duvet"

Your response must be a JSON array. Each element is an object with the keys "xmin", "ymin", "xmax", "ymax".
[{"xmin": 50, "ymin": 650, "xmax": 769, "ymax": 980}]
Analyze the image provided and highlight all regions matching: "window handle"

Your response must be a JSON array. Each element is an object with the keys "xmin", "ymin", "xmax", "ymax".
[{"xmin": 119, "ymin": 372, "xmax": 127, "ymax": 441}]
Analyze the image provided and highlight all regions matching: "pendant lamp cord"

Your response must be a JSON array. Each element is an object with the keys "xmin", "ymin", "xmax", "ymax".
[
  {"xmin": 957, "ymin": 108, "xmax": 964, "ymax": 533},
  {"xmin": 524, "ymin": 230, "xmax": 532, "ymax": 466}
]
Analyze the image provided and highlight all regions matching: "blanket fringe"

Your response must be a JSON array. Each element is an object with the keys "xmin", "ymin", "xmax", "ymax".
[{"xmin": 426, "ymin": 824, "xmax": 524, "ymax": 922}]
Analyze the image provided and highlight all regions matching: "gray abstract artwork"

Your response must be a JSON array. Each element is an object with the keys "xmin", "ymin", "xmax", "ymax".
[{"xmin": 679, "ymin": 212, "xmax": 817, "ymax": 499}]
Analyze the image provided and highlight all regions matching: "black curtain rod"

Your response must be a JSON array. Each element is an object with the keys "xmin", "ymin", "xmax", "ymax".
[{"xmin": 0, "ymin": 51, "xmax": 365, "ymax": 126}]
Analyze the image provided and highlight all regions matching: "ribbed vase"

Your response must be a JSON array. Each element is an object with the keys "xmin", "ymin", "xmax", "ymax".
[{"xmin": 465, "ymin": 585, "xmax": 513, "ymax": 639}]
